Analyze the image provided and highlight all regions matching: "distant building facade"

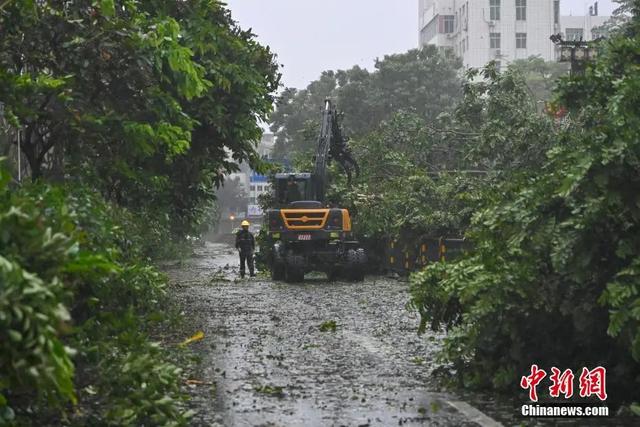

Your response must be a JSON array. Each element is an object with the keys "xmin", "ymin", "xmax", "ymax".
[
  {"xmin": 226, "ymin": 132, "xmax": 276, "ymax": 221},
  {"xmin": 247, "ymin": 133, "xmax": 275, "ymax": 218},
  {"xmin": 256, "ymin": 132, "xmax": 275, "ymax": 160},
  {"xmin": 560, "ymin": 14, "xmax": 608, "ymax": 42},
  {"xmin": 418, "ymin": 0, "xmax": 609, "ymax": 69}
]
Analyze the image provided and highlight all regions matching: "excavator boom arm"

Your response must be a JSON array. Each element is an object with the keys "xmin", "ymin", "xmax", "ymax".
[{"xmin": 313, "ymin": 100, "xmax": 359, "ymax": 202}]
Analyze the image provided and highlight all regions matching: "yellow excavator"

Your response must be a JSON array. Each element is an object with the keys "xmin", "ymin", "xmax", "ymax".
[{"xmin": 265, "ymin": 100, "xmax": 366, "ymax": 282}]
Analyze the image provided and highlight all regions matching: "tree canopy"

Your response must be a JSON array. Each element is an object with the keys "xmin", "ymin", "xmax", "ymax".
[
  {"xmin": 509, "ymin": 56, "xmax": 569, "ymax": 102},
  {"xmin": 410, "ymin": 0, "xmax": 640, "ymax": 405},
  {"xmin": 269, "ymin": 46, "xmax": 462, "ymax": 161},
  {"xmin": 0, "ymin": 0, "xmax": 280, "ymax": 237},
  {"xmin": 0, "ymin": 1, "xmax": 281, "ymax": 423}
]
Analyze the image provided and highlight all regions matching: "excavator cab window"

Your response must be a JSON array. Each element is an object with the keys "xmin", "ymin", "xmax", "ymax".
[{"xmin": 276, "ymin": 176, "xmax": 313, "ymax": 206}]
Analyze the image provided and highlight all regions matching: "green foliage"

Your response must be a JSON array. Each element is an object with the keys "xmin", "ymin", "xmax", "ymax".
[
  {"xmin": 410, "ymin": 6, "xmax": 640, "ymax": 403},
  {"xmin": 0, "ymin": 177, "xmax": 78, "ymax": 419},
  {"xmin": 601, "ymin": 258, "xmax": 640, "ymax": 360},
  {"xmin": 254, "ymin": 226, "xmax": 271, "ymax": 272},
  {"xmin": 80, "ymin": 312, "xmax": 191, "ymax": 426},
  {"xmin": 455, "ymin": 64, "xmax": 557, "ymax": 173},
  {"xmin": 254, "ymin": 384, "xmax": 285, "ymax": 398},
  {"xmin": 270, "ymin": 47, "xmax": 461, "ymax": 161},
  {"xmin": 332, "ymin": 64, "xmax": 553, "ymax": 242},
  {"xmin": 0, "ymin": 0, "xmax": 280, "ymax": 240},
  {"xmin": 0, "ymin": 259, "xmax": 75, "ymax": 413},
  {"xmin": 0, "ymin": 161, "xmax": 189, "ymax": 424},
  {"xmin": 0, "ymin": 0, "xmax": 280, "ymax": 423},
  {"xmin": 215, "ymin": 176, "xmax": 248, "ymax": 217},
  {"xmin": 594, "ymin": 0, "xmax": 633, "ymax": 35},
  {"xmin": 319, "ymin": 320, "xmax": 338, "ymax": 332},
  {"xmin": 509, "ymin": 56, "xmax": 569, "ymax": 102}
]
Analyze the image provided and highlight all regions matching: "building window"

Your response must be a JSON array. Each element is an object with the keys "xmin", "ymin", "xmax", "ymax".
[
  {"xmin": 490, "ymin": 32, "xmax": 501, "ymax": 49},
  {"xmin": 554, "ymin": 0, "xmax": 560, "ymax": 24},
  {"xmin": 516, "ymin": 32, "xmax": 527, "ymax": 48},
  {"xmin": 516, "ymin": 0, "xmax": 526, "ymax": 21},
  {"xmin": 490, "ymin": 0, "xmax": 500, "ymax": 21},
  {"xmin": 565, "ymin": 28, "xmax": 584, "ymax": 41},
  {"xmin": 249, "ymin": 185, "xmax": 255, "ymax": 191},
  {"xmin": 440, "ymin": 15, "xmax": 454, "ymax": 33},
  {"xmin": 257, "ymin": 185, "xmax": 263, "ymax": 192}
]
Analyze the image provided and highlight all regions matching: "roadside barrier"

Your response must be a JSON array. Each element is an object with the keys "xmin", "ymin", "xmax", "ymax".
[{"xmin": 384, "ymin": 236, "xmax": 470, "ymax": 275}]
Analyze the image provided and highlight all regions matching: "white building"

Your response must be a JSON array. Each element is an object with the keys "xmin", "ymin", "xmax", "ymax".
[
  {"xmin": 248, "ymin": 133, "xmax": 275, "ymax": 213},
  {"xmin": 248, "ymin": 175, "xmax": 269, "ymax": 209},
  {"xmin": 419, "ymin": 1, "xmax": 608, "ymax": 69},
  {"xmin": 227, "ymin": 133, "xmax": 276, "ymax": 218},
  {"xmin": 560, "ymin": 14, "xmax": 608, "ymax": 41},
  {"xmin": 256, "ymin": 132, "xmax": 275, "ymax": 159}
]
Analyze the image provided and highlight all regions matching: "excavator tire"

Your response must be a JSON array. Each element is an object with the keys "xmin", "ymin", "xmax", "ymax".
[
  {"xmin": 346, "ymin": 248, "xmax": 367, "ymax": 281},
  {"xmin": 285, "ymin": 254, "xmax": 305, "ymax": 283},
  {"xmin": 271, "ymin": 248, "xmax": 286, "ymax": 280},
  {"xmin": 271, "ymin": 262, "xmax": 285, "ymax": 281},
  {"xmin": 326, "ymin": 268, "xmax": 340, "ymax": 281}
]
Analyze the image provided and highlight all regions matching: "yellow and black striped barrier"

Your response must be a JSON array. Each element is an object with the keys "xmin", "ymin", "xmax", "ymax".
[{"xmin": 385, "ymin": 236, "xmax": 470, "ymax": 275}]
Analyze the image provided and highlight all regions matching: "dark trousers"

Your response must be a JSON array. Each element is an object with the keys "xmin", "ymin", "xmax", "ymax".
[{"xmin": 239, "ymin": 250, "xmax": 254, "ymax": 276}]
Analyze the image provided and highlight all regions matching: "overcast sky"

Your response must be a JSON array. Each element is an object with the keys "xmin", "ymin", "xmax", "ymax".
[{"xmin": 224, "ymin": 1, "xmax": 618, "ymax": 89}]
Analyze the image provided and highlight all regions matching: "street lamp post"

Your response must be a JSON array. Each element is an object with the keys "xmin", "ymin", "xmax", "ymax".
[
  {"xmin": 550, "ymin": 34, "xmax": 600, "ymax": 76},
  {"xmin": 229, "ymin": 214, "xmax": 235, "ymax": 233}
]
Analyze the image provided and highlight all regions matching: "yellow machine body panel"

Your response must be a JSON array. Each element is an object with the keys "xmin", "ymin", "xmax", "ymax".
[
  {"xmin": 341, "ymin": 209, "xmax": 352, "ymax": 232},
  {"xmin": 279, "ymin": 208, "xmax": 353, "ymax": 232},
  {"xmin": 280, "ymin": 209, "xmax": 330, "ymax": 230}
]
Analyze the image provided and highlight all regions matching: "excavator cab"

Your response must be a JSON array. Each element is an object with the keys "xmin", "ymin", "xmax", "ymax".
[{"xmin": 274, "ymin": 173, "xmax": 315, "ymax": 206}]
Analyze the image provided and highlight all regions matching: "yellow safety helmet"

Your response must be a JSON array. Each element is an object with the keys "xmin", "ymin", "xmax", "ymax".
[{"xmin": 241, "ymin": 220, "xmax": 250, "ymax": 227}]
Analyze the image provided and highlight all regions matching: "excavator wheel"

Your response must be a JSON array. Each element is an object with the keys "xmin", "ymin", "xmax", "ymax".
[
  {"xmin": 285, "ymin": 266, "xmax": 304, "ymax": 283},
  {"xmin": 271, "ymin": 248, "xmax": 286, "ymax": 281},
  {"xmin": 284, "ymin": 254, "xmax": 305, "ymax": 283},
  {"xmin": 346, "ymin": 248, "xmax": 367, "ymax": 282},
  {"xmin": 271, "ymin": 263, "xmax": 285, "ymax": 281},
  {"xmin": 326, "ymin": 268, "xmax": 340, "ymax": 282}
]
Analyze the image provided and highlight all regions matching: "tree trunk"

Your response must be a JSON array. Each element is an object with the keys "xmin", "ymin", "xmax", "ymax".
[{"xmin": 22, "ymin": 126, "xmax": 42, "ymax": 181}]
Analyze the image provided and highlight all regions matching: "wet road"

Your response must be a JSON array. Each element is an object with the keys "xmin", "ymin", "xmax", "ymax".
[{"xmin": 165, "ymin": 242, "xmax": 499, "ymax": 427}]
